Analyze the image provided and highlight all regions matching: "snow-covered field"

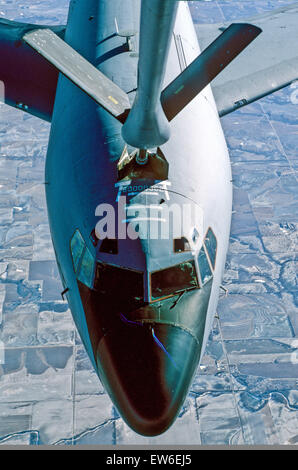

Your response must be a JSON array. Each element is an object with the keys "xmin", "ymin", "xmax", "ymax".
[{"xmin": 0, "ymin": 0, "xmax": 297, "ymax": 446}]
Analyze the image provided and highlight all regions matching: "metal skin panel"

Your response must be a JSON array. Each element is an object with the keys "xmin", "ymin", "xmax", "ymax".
[{"xmin": 44, "ymin": 0, "xmax": 232, "ymax": 436}]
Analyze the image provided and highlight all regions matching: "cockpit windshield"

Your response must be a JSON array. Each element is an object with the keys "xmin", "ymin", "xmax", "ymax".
[
  {"xmin": 151, "ymin": 260, "xmax": 198, "ymax": 301},
  {"xmin": 94, "ymin": 263, "xmax": 144, "ymax": 304}
]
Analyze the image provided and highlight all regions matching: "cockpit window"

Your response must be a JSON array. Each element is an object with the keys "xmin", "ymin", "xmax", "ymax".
[
  {"xmin": 174, "ymin": 237, "xmax": 191, "ymax": 253},
  {"xmin": 95, "ymin": 263, "xmax": 144, "ymax": 302},
  {"xmin": 198, "ymin": 245, "xmax": 212, "ymax": 285},
  {"xmin": 78, "ymin": 246, "xmax": 95, "ymax": 288},
  {"xmin": 192, "ymin": 228, "xmax": 199, "ymax": 244},
  {"xmin": 99, "ymin": 238, "xmax": 118, "ymax": 255},
  {"xmin": 151, "ymin": 260, "xmax": 198, "ymax": 301},
  {"xmin": 70, "ymin": 229, "xmax": 85, "ymax": 273},
  {"xmin": 71, "ymin": 230, "xmax": 95, "ymax": 288},
  {"xmin": 204, "ymin": 228, "xmax": 217, "ymax": 269}
]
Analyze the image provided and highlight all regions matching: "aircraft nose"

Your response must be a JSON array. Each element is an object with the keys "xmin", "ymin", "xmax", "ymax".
[{"xmin": 96, "ymin": 320, "xmax": 200, "ymax": 436}]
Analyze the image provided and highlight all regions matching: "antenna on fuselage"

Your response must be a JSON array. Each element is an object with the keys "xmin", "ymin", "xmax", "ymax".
[
  {"xmin": 136, "ymin": 149, "xmax": 149, "ymax": 166},
  {"xmin": 114, "ymin": 17, "xmax": 136, "ymax": 52}
]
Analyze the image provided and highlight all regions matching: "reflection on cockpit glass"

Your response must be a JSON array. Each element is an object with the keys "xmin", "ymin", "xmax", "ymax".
[
  {"xmin": 78, "ymin": 246, "xmax": 95, "ymax": 288},
  {"xmin": 70, "ymin": 229, "xmax": 85, "ymax": 273},
  {"xmin": 151, "ymin": 260, "xmax": 198, "ymax": 300},
  {"xmin": 174, "ymin": 237, "xmax": 191, "ymax": 253},
  {"xmin": 204, "ymin": 228, "xmax": 217, "ymax": 269},
  {"xmin": 99, "ymin": 238, "xmax": 118, "ymax": 254},
  {"xmin": 95, "ymin": 263, "xmax": 144, "ymax": 302},
  {"xmin": 198, "ymin": 245, "xmax": 212, "ymax": 285},
  {"xmin": 70, "ymin": 229, "xmax": 95, "ymax": 288}
]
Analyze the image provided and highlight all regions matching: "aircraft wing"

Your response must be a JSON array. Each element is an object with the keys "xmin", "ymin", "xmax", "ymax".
[
  {"xmin": 0, "ymin": 19, "xmax": 65, "ymax": 121},
  {"xmin": 195, "ymin": 3, "xmax": 298, "ymax": 116}
]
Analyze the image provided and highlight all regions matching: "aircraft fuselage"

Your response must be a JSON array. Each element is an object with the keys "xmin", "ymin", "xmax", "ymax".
[{"xmin": 45, "ymin": 0, "xmax": 232, "ymax": 436}]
